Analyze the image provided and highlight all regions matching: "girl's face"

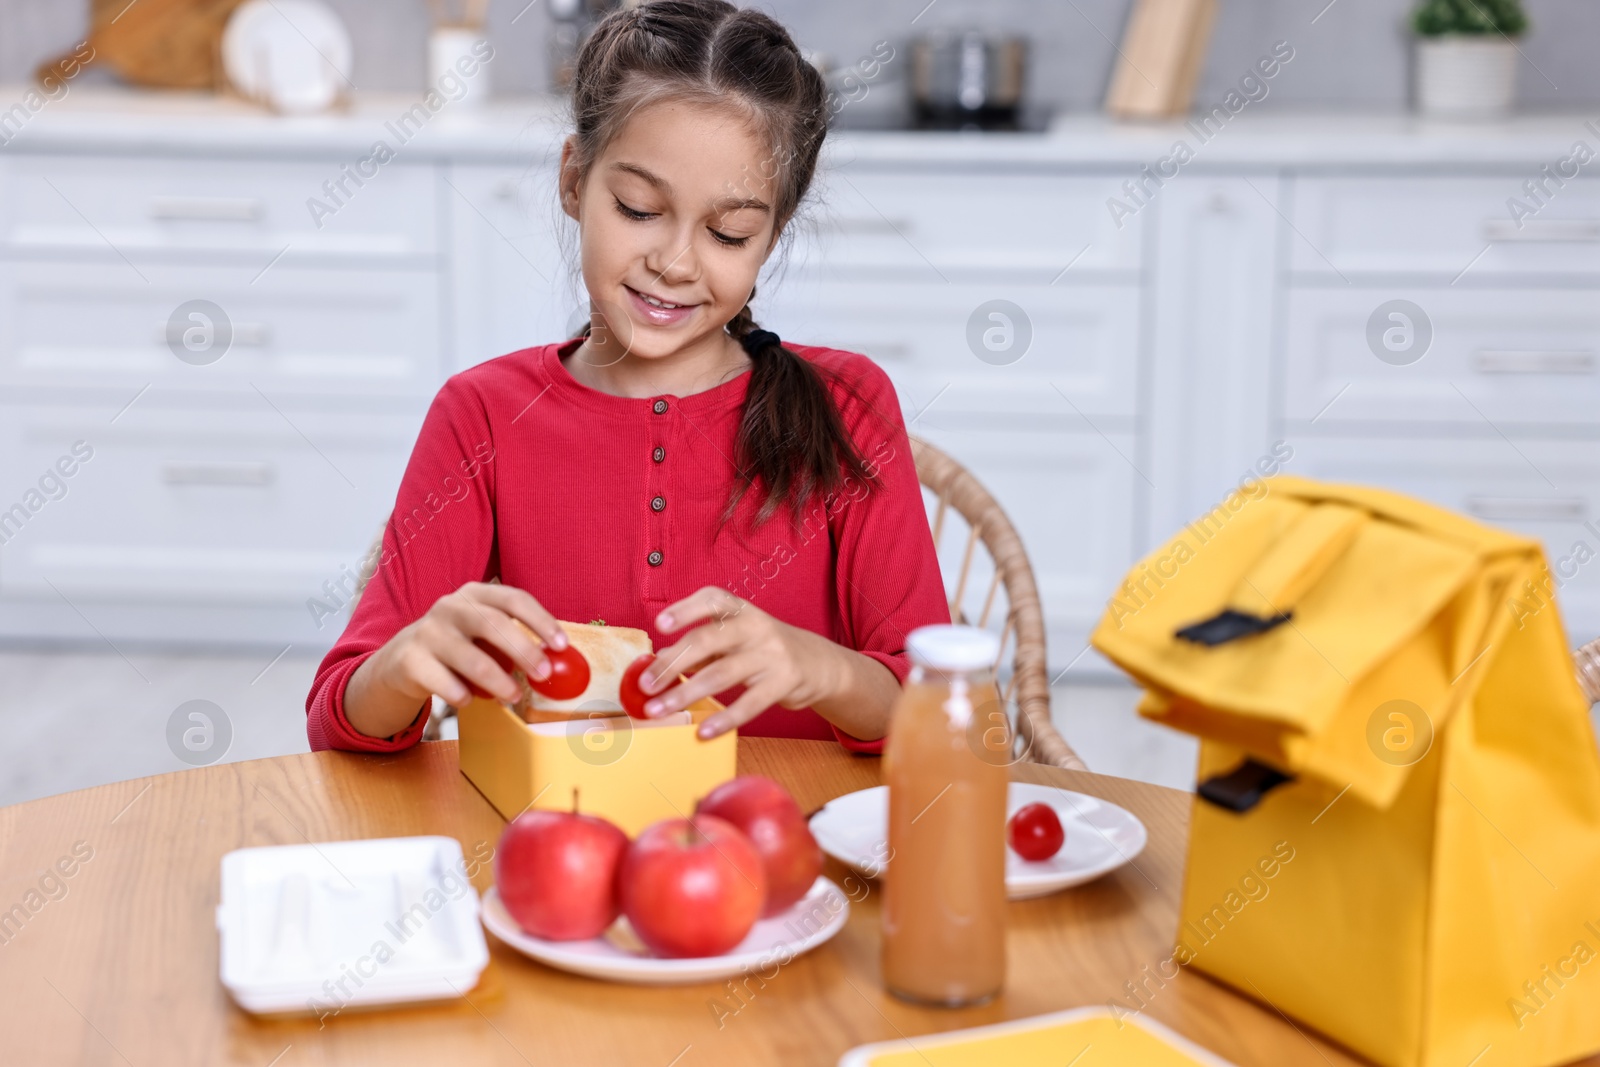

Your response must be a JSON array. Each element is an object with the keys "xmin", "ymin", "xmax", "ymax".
[{"xmin": 561, "ymin": 99, "xmax": 783, "ymax": 366}]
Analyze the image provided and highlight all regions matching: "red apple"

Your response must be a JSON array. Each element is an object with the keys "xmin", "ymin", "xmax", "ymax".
[
  {"xmin": 618, "ymin": 815, "xmax": 766, "ymax": 957},
  {"xmin": 495, "ymin": 809, "xmax": 628, "ymax": 941},
  {"xmin": 696, "ymin": 775, "xmax": 822, "ymax": 916}
]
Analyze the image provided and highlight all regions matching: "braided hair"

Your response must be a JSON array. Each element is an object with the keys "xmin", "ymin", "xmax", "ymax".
[{"xmin": 565, "ymin": 0, "xmax": 877, "ymax": 525}]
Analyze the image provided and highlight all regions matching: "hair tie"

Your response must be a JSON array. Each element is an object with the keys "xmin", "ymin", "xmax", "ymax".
[{"xmin": 741, "ymin": 328, "xmax": 782, "ymax": 356}]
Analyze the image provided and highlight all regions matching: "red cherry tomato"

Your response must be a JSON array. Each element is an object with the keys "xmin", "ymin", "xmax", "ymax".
[
  {"xmin": 528, "ymin": 643, "xmax": 590, "ymax": 701},
  {"xmin": 1007, "ymin": 802, "xmax": 1065, "ymax": 862},
  {"xmin": 619, "ymin": 653, "xmax": 655, "ymax": 719}
]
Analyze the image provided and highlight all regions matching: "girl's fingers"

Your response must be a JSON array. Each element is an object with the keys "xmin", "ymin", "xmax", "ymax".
[
  {"xmin": 696, "ymin": 681, "xmax": 782, "ymax": 740},
  {"xmin": 435, "ymin": 628, "xmax": 523, "ymax": 703},
  {"xmin": 656, "ymin": 586, "xmax": 745, "ymax": 634},
  {"xmin": 642, "ymin": 622, "xmax": 739, "ymax": 695},
  {"xmin": 405, "ymin": 653, "xmax": 473, "ymax": 709},
  {"xmin": 474, "ymin": 582, "xmax": 568, "ymax": 652},
  {"xmin": 643, "ymin": 654, "xmax": 754, "ymax": 718},
  {"xmin": 450, "ymin": 595, "xmax": 550, "ymax": 680}
]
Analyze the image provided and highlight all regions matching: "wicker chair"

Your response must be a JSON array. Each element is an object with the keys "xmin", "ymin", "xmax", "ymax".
[
  {"xmin": 348, "ymin": 439, "xmax": 1090, "ymax": 770},
  {"xmin": 1576, "ymin": 640, "xmax": 1600, "ymax": 704},
  {"xmin": 910, "ymin": 436, "xmax": 1087, "ymax": 771}
]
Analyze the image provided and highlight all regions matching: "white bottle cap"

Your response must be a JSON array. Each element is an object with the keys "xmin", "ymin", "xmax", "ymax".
[{"xmin": 906, "ymin": 624, "xmax": 1000, "ymax": 672}]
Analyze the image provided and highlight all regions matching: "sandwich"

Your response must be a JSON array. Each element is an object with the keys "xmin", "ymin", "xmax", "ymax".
[{"xmin": 508, "ymin": 619, "xmax": 652, "ymax": 723}]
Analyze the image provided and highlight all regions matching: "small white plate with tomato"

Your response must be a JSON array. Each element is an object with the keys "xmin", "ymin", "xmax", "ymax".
[
  {"xmin": 808, "ymin": 782, "xmax": 1148, "ymax": 900},
  {"xmin": 482, "ymin": 875, "xmax": 848, "ymax": 985}
]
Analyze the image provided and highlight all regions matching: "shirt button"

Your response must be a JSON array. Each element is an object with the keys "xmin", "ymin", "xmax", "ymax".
[
  {"xmin": 650, "ymin": 495, "xmax": 666, "ymax": 512},
  {"xmin": 652, "ymin": 446, "xmax": 665, "ymax": 463},
  {"xmin": 647, "ymin": 550, "xmax": 664, "ymax": 566},
  {"xmin": 652, "ymin": 399, "xmax": 669, "ymax": 415}
]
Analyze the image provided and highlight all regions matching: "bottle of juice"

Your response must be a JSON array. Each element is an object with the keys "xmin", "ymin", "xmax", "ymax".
[{"xmin": 881, "ymin": 623, "xmax": 1009, "ymax": 1006}]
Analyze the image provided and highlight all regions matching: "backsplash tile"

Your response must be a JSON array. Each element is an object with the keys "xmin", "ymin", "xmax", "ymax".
[{"xmin": 2, "ymin": 0, "xmax": 1597, "ymax": 111}]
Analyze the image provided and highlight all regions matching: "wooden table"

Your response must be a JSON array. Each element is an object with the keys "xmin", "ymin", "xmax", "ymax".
[{"xmin": 0, "ymin": 738, "xmax": 1376, "ymax": 1066}]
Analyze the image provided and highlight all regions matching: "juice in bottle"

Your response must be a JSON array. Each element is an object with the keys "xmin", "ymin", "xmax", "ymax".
[{"xmin": 881, "ymin": 623, "xmax": 1009, "ymax": 1006}]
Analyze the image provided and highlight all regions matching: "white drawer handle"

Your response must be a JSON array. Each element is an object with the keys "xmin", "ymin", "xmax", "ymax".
[
  {"xmin": 161, "ymin": 461, "xmax": 276, "ymax": 487},
  {"xmin": 1482, "ymin": 218, "xmax": 1600, "ymax": 243},
  {"xmin": 233, "ymin": 322, "xmax": 271, "ymax": 346},
  {"xmin": 826, "ymin": 215, "xmax": 914, "ymax": 235},
  {"xmin": 148, "ymin": 196, "xmax": 266, "ymax": 222},
  {"xmin": 152, "ymin": 322, "xmax": 270, "ymax": 347},
  {"xmin": 1465, "ymin": 495, "xmax": 1587, "ymax": 522},
  {"xmin": 1474, "ymin": 349, "xmax": 1595, "ymax": 374}
]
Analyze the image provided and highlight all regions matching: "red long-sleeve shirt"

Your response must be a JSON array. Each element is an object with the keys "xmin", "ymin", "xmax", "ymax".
[{"xmin": 305, "ymin": 337, "xmax": 950, "ymax": 754}]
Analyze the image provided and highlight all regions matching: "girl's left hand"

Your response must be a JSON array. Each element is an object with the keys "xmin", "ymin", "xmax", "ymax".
[{"xmin": 638, "ymin": 586, "xmax": 839, "ymax": 739}]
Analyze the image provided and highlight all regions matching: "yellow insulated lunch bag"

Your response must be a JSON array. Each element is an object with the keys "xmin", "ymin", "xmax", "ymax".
[{"xmin": 1090, "ymin": 475, "xmax": 1600, "ymax": 1067}]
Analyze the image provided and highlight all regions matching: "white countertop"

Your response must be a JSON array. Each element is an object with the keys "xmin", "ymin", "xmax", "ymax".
[{"xmin": 3, "ymin": 87, "xmax": 1598, "ymax": 168}]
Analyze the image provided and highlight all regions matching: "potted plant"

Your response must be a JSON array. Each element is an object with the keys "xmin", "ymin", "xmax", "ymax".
[{"xmin": 1411, "ymin": 0, "xmax": 1528, "ymax": 117}]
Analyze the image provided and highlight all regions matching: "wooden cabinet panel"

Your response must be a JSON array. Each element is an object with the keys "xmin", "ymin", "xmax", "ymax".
[
  {"xmin": 1289, "ymin": 436, "xmax": 1600, "ymax": 641},
  {"xmin": 1145, "ymin": 175, "xmax": 1280, "ymax": 550},
  {"xmin": 445, "ymin": 163, "xmax": 572, "ymax": 370},
  {"xmin": 0, "ymin": 154, "xmax": 438, "ymax": 260},
  {"xmin": 760, "ymin": 279, "xmax": 1140, "ymax": 420},
  {"xmin": 0, "ymin": 402, "xmax": 424, "ymax": 644},
  {"xmin": 0, "ymin": 261, "xmax": 443, "ymax": 402},
  {"xmin": 911, "ymin": 420, "xmax": 1139, "ymax": 670},
  {"xmin": 1290, "ymin": 176, "xmax": 1600, "ymax": 278},
  {"xmin": 787, "ymin": 166, "xmax": 1144, "ymax": 280},
  {"xmin": 1283, "ymin": 285, "xmax": 1600, "ymax": 429}
]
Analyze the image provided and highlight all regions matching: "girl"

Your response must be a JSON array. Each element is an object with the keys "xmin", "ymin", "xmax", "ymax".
[{"xmin": 305, "ymin": 0, "xmax": 948, "ymax": 754}]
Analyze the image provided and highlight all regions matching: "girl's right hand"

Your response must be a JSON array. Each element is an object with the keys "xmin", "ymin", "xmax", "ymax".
[{"xmin": 346, "ymin": 582, "xmax": 569, "ymax": 738}]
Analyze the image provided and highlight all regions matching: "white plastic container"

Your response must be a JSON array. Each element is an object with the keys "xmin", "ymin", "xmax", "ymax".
[
  {"xmin": 429, "ymin": 27, "xmax": 491, "ymax": 109},
  {"xmin": 217, "ymin": 836, "xmax": 489, "ymax": 1016}
]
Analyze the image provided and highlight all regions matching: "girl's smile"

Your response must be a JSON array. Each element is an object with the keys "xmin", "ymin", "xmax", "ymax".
[{"xmin": 624, "ymin": 282, "xmax": 698, "ymax": 327}]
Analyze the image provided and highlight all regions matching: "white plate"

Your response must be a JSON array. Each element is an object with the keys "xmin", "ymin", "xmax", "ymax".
[
  {"xmin": 223, "ymin": 0, "xmax": 352, "ymax": 114},
  {"xmin": 481, "ymin": 876, "xmax": 849, "ymax": 985},
  {"xmin": 809, "ymin": 783, "xmax": 1148, "ymax": 900}
]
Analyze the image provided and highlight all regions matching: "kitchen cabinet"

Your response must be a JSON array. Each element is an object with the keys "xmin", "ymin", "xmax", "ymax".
[
  {"xmin": 1289, "ymin": 435, "xmax": 1600, "ymax": 641},
  {"xmin": 0, "ymin": 152, "xmax": 438, "ymax": 261},
  {"xmin": 445, "ymin": 162, "xmax": 571, "ymax": 371},
  {"xmin": 1288, "ymin": 175, "xmax": 1600, "ymax": 277},
  {"xmin": 0, "ymin": 113, "xmax": 443, "ymax": 647},
  {"xmin": 758, "ymin": 279, "xmax": 1141, "ymax": 421},
  {"xmin": 786, "ymin": 170, "xmax": 1143, "ymax": 279},
  {"xmin": 1282, "ymin": 284, "xmax": 1600, "ymax": 429},
  {"xmin": 0, "ymin": 260, "xmax": 443, "ymax": 403},
  {"xmin": 1144, "ymin": 175, "xmax": 1279, "ymax": 552},
  {"xmin": 911, "ymin": 418, "xmax": 1140, "ymax": 661},
  {"xmin": 0, "ymin": 400, "xmax": 424, "ymax": 645},
  {"xmin": 3, "ymin": 98, "xmax": 1598, "ymax": 664}
]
